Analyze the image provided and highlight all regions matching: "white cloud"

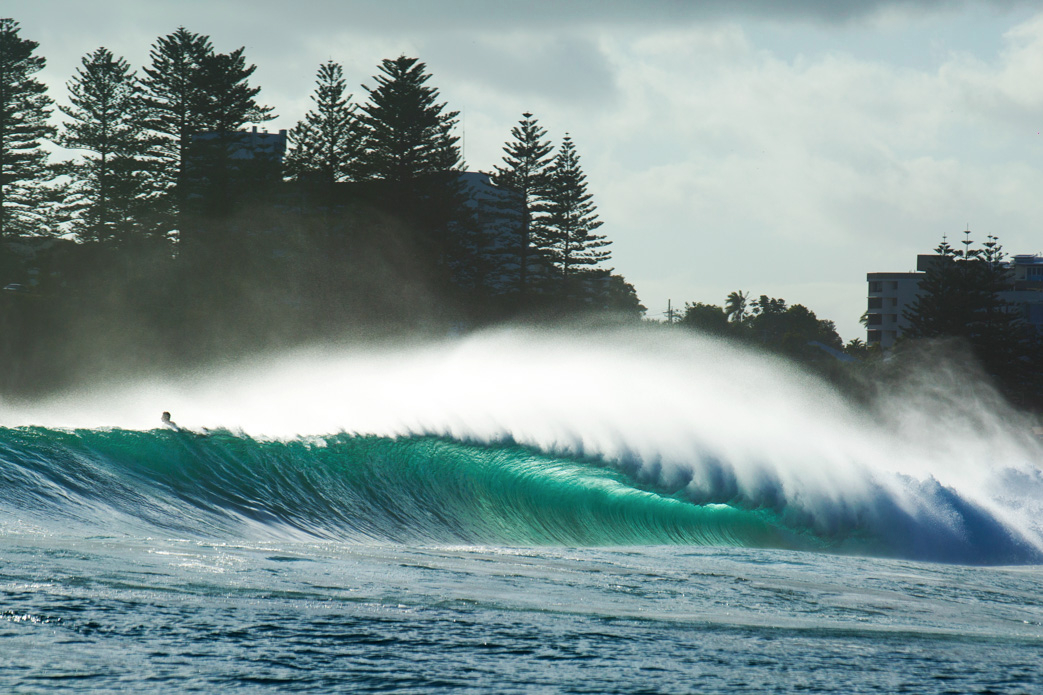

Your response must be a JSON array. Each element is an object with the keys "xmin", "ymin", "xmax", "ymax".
[
  {"xmin": 539, "ymin": 15, "xmax": 1043, "ymax": 339},
  {"xmin": 942, "ymin": 13, "xmax": 1043, "ymax": 131}
]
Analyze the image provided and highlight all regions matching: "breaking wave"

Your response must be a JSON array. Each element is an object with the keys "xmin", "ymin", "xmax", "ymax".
[{"xmin": 1, "ymin": 327, "xmax": 1041, "ymax": 564}]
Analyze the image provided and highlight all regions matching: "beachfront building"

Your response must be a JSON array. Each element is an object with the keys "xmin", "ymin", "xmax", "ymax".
[
  {"xmin": 1007, "ymin": 254, "xmax": 1043, "ymax": 328},
  {"xmin": 866, "ymin": 266, "xmax": 925, "ymax": 349},
  {"xmin": 865, "ymin": 252, "xmax": 1043, "ymax": 349}
]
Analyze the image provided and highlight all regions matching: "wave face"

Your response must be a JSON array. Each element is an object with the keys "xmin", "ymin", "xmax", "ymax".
[
  {"xmin": 2, "ymin": 327, "xmax": 1042, "ymax": 564},
  {"xmin": 0, "ymin": 425, "xmax": 813, "ymax": 550},
  {"xmin": 0, "ymin": 427, "xmax": 807, "ymax": 549}
]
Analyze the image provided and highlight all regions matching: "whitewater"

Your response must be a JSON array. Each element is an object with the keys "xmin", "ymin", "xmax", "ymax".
[{"xmin": 2, "ymin": 326, "xmax": 1042, "ymax": 692}]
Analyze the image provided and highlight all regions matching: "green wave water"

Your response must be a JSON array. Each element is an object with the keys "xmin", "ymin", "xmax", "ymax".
[
  {"xmin": 0, "ymin": 426, "xmax": 816, "ymax": 551},
  {"xmin": 4, "ymin": 425, "xmax": 1042, "ymax": 564}
]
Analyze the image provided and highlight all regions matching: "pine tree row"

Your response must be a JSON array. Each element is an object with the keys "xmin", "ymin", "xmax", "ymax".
[
  {"xmin": 0, "ymin": 21, "xmax": 275, "ymax": 245},
  {"xmin": 0, "ymin": 19, "xmax": 639, "ymax": 315}
]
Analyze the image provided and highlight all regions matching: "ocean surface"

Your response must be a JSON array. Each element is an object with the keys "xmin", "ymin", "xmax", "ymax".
[{"xmin": 2, "ymin": 329, "xmax": 1042, "ymax": 692}]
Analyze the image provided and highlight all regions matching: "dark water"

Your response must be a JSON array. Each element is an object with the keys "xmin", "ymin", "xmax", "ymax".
[{"xmin": 1, "ymin": 426, "xmax": 1042, "ymax": 692}]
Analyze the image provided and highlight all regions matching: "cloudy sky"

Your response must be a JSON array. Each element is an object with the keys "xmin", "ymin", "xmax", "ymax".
[{"xmin": 7, "ymin": 0, "xmax": 1043, "ymax": 339}]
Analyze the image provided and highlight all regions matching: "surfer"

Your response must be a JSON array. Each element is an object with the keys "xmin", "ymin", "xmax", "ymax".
[{"xmin": 161, "ymin": 411, "xmax": 180, "ymax": 432}]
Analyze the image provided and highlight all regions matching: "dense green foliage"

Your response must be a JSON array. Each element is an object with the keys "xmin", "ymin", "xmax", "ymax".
[
  {"xmin": 679, "ymin": 302, "xmax": 730, "ymax": 335},
  {"xmin": 904, "ymin": 236, "xmax": 1017, "ymax": 344},
  {"xmin": 677, "ymin": 292, "xmax": 846, "ymax": 365}
]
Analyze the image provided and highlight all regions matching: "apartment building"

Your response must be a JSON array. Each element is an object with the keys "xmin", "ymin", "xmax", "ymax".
[
  {"xmin": 865, "ymin": 269, "xmax": 924, "ymax": 349},
  {"xmin": 865, "ymin": 252, "xmax": 1043, "ymax": 349}
]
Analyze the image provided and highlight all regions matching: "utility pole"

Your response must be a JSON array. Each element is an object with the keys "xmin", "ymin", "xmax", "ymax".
[{"xmin": 663, "ymin": 299, "xmax": 680, "ymax": 324}]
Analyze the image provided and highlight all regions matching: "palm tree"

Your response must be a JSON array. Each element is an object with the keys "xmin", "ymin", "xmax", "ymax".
[
  {"xmin": 725, "ymin": 290, "xmax": 749, "ymax": 323},
  {"xmin": 844, "ymin": 338, "xmax": 871, "ymax": 359}
]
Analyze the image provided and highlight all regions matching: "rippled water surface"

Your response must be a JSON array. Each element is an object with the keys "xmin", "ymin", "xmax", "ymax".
[{"xmin": 3, "ymin": 535, "xmax": 1041, "ymax": 693}]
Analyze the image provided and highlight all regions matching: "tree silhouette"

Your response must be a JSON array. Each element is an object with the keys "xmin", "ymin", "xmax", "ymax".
[
  {"xmin": 190, "ymin": 47, "xmax": 275, "ymax": 217},
  {"xmin": 142, "ymin": 28, "xmax": 274, "ymax": 236},
  {"xmin": 285, "ymin": 60, "xmax": 359, "ymax": 186},
  {"xmin": 725, "ymin": 290, "xmax": 749, "ymax": 323},
  {"xmin": 742, "ymin": 295, "xmax": 843, "ymax": 357},
  {"xmin": 140, "ymin": 27, "xmax": 214, "ymax": 221},
  {"xmin": 0, "ymin": 18, "xmax": 57, "ymax": 238},
  {"xmin": 680, "ymin": 302, "xmax": 729, "ymax": 335},
  {"xmin": 58, "ymin": 47, "xmax": 158, "ymax": 245},
  {"xmin": 354, "ymin": 56, "xmax": 469, "ymax": 282},
  {"xmin": 354, "ymin": 56, "xmax": 462, "ymax": 184},
  {"xmin": 492, "ymin": 112, "xmax": 554, "ymax": 301},
  {"xmin": 904, "ymin": 233, "xmax": 1015, "ymax": 342},
  {"xmin": 540, "ymin": 134, "xmax": 610, "ymax": 297}
]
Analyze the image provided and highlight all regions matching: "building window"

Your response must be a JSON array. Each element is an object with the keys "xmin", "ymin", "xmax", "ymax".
[
  {"xmin": 890, "ymin": 297, "xmax": 898, "ymax": 307},
  {"xmin": 887, "ymin": 314, "xmax": 897, "ymax": 324},
  {"xmin": 868, "ymin": 297, "xmax": 882, "ymax": 309},
  {"xmin": 867, "ymin": 314, "xmax": 882, "ymax": 326},
  {"xmin": 869, "ymin": 281, "xmax": 882, "ymax": 293},
  {"xmin": 889, "ymin": 281, "xmax": 899, "ymax": 290},
  {"xmin": 867, "ymin": 330, "xmax": 882, "ymax": 343}
]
